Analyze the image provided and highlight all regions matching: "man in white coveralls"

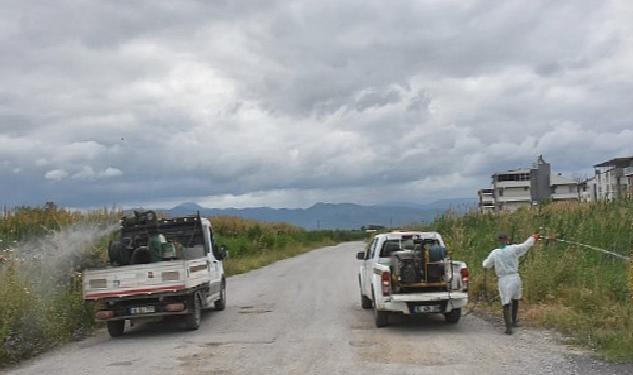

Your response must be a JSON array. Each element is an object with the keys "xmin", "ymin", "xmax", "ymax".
[{"xmin": 482, "ymin": 233, "xmax": 540, "ymax": 335}]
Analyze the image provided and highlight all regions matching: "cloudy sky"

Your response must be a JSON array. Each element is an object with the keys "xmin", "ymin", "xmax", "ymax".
[{"xmin": 1, "ymin": 0, "xmax": 633, "ymax": 208}]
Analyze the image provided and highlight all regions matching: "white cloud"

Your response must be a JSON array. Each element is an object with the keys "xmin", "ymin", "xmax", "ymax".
[
  {"xmin": 44, "ymin": 169, "xmax": 68, "ymax": 181},
  {"xmin": 71, "ymin": 166, "xmax": 123, "ymax": 180},
  {"xmin": 102, "ymin": 167, "xmax": 123, "ymax": 178}
]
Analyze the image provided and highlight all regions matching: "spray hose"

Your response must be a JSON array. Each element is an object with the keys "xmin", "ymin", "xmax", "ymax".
[{"xmin": 544, "ymin": 237, "xmax": 630, "ymax": 261}]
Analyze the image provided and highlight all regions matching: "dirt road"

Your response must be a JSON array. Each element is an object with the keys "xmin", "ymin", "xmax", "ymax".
[{"xmin": 4, "ymin": 242, "xmax": 631, "ymax": 375}]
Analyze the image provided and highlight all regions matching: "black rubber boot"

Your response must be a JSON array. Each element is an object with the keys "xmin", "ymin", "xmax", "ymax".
[
  {"xmin": 503, "ymin": 304, "xmax": 513, "ymax": 335},
  {"xmin": 512, "ymin": 299, "xmax": 520, "ymax": 327}
]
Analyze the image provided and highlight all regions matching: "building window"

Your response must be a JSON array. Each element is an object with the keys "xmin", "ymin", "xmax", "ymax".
[
  {"xmin": 498, "ymin": 188, "xmax": 504, "ymax": 197},
  {"xmin": 524, "ymin": 187, "xmax": 529, "ymax": 191},
  {"xmin": 569, "ymin": 186, "xmax": 575, "ymax": 193},
  {"xmin": 496, "ymin": 173, "xmax": 531, "ymax": 182}
]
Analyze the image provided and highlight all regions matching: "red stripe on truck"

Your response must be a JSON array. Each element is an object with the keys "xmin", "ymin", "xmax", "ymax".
[{"xmin": 84, "ymin": 284, "xmax": 186, "ymax": 300}]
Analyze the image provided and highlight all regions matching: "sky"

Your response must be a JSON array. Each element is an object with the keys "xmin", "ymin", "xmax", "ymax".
[{"xmin": 1, "ymin": 0, "xmax": 633, "ymax": 209}]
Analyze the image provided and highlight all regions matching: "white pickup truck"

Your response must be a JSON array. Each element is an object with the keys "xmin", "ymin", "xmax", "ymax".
[
  {"xmin": 357, "ymin": 231, "xmax": 468, "ymax": 327},
  {"xmin": 83, "ymin": 211, "xmax": 226, "ymax": 337}
]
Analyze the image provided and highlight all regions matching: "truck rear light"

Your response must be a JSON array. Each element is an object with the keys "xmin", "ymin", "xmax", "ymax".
[
  {"xmin": 165, "ymin": 303, "xmax": 185, "ymax": 312},
  {"xmin": 460, "ymin": 268, "xmax": 469, "ymax": 280},
  {"xmin": 95, "ymin": 310, "xmax": 114, "ymax": 320},
  {"xmin": 381, "ymin": 272, "xmax": 391, "ymax": 296}
]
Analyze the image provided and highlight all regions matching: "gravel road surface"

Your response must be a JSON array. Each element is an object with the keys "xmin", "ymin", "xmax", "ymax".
[{"xmin": 4, "ymin": 241, "xmax": 632, "ymax": 375}]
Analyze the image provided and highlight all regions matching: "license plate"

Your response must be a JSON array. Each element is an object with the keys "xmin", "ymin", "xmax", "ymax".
[
  {"xmin": 130, "ymin": 306, "xmax": 156, "ymax": 315},
  {"xmin": 413, "ymin": 305, "xmax": 440, "ymax": 313}
]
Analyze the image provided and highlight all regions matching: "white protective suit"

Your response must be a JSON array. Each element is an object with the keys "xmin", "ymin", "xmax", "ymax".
[{"xmin": 482, "ymin": 236, "xmax": 536, "ymax": 305}]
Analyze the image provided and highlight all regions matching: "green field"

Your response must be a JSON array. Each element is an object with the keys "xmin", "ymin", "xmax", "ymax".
[
  {"xmin": 424, "ymin": 199, "xmax": 633, "ymax": 361},
  {"xmin": 0, "ymin": 207, "xmax": 365, "ymax": 366}
]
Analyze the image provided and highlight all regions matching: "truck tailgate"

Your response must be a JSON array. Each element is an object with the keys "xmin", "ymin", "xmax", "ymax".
[
  {"xmin": 83, "ymin": 259, "xmax": 208, "ymax": 300},
  {"xmin": 390, "ymin": 291, "xmax": 468, "ymax": 302}
]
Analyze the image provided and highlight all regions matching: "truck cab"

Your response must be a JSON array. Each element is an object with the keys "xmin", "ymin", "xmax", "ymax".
[
  {"xmin": 83, "ymin": 211, "xmax": 227, "ymax": 337},
  {"xmin": 357, "ymin": 231, "xmax": 468, "ymax": 327}
]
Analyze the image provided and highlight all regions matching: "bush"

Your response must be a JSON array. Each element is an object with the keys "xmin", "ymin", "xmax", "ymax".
[{"xmin": 0, "ymin": 206, "xmax": 116, "ymax": 366}]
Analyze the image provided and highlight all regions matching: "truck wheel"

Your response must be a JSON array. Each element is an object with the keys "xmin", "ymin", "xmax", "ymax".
[
  {"xmin": 444, "ymin": 308, "xmax": 462, "ymax": 323},
  {"xmin": 361, "ymin": 294, "xmax": 373, "ymax": 309},
  {"xmin": 359, "ymin": 276, "xmax": 372, "ymax": 309},
  {"xmin": 214, "ymin": 279, "xmax": 226, "ymax": 311},
  {"xmin": 184, "ymin": 295, "xmax": 202, "ymax": 330},
  {"xmin": 372, "ymin": 292, "xmax": 389, "ymax": 327},
  {"xmin": 107, "ymin": 320, "xmax": 125, "ymax": 337}
]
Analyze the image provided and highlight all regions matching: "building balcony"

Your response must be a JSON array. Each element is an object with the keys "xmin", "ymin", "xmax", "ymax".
[
  {"xmin": 625, "ymin": 167, "xmax": 633, "ymax": 176},
  {"xmin": 552, "ymin": 192, "xmax": 579, "ymax": 201},
  {"xmin": 493, "ymin": 181, "xmax": 531, "ymax": 188},
  {"xmin": 478, "ymin": 188, "xmax": 494, "ymax": 195},
  {"xmin": 611, "ymin": 168, "xmax": 624, "ymax": 178},
  {"xmin": 495, "ymin": 196, "xmax": 531, "ymax": 203}
]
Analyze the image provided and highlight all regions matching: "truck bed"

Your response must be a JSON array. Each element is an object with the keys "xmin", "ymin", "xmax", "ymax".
[{"xmin": 83, "ymin": 258, "xmax": 210, "ymax": 300}]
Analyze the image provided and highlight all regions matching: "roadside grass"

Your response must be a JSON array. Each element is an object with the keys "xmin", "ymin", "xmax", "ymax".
[
  {"xmin": 424, "ymin": 199, "xmax": 633, "ymax": 361},
  {"xmin": 210, "ymin": 216, "xmax": 366, "ymax": 275},
  {"xmin": 0, "ymin": 209, "xmax": 365, "ymax": 366},
  {"xmin": 0, "ymin": 207, "xmax": 116, "ymax": 365}
]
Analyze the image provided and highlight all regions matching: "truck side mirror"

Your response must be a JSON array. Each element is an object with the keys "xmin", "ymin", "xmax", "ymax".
[
  {"xmin": 356, "ymin": 251, "xmax": 365, "ymax": 260},
  {"xmin": 219, "ymin": 245, "xmax": 228, "ymax": 260}
]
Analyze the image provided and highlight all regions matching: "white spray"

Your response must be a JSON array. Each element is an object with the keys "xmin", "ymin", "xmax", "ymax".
[{"xmin": 3, "ymin": 222, "xmax": 119, "ymax": 289}]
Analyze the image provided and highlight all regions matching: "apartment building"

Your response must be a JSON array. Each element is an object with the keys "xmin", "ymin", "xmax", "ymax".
[
  {"xmin": 478, "ymin": 156, "xmax": 579, "ymax": 212},
  {"xmin": 591, "ymin": 157, "xmax": 633, "ymax": 201},
  {"xmin": 551, "ymin": 174, "xmax": 581, "ymax": 201}
]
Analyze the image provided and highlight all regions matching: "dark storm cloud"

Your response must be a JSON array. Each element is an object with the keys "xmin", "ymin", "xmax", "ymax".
[{"xmin": 1, "ymin": 0, "xmax": 632, "ymax": 208}]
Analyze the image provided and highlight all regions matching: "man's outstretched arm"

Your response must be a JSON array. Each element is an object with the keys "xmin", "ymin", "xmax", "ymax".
[{"xmin": 511, "ymin": 235, "xmax": 538, "ymax": 257}]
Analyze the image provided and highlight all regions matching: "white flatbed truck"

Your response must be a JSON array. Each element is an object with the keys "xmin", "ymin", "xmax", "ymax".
[{"xmin": 83, "ymin": 211, "xmax": 227, "ymax": 337}]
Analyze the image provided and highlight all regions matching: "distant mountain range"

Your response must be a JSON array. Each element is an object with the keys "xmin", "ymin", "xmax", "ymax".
[{"xmin": 167, "ymin": 198, "xmax": 476, "ymax": 230}]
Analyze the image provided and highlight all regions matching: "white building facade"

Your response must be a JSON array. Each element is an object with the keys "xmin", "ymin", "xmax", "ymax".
[
  {"xmin": 478, "ymin": 156, "xmax": 580, "ymax": 213},
  {"xmin": 591, "ymin": 157, "xmax": 633, "ymax": 201}
]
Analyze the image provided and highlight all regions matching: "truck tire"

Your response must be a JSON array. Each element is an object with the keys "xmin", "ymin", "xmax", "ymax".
[
  {"xmin": 359, "ymin": 276, "xmax": 372, "ymax": 309},
  {"xmin": 361, "ymin": 294, "xmax": 373, "ymax": 309},
  {"xmin": 444, "ymin": 308, "xmax": 462, "ymax": 323},
  {"xmin": 214, "ymin": 279, "xmax": 226, "ymax": 311},
  {"xmin": 107, "ymin": 320, "xmax": 125, "ymax": 337},
  {"xmin": 184, "ymin": 294, "xmax": 202, "ymax": 330},
  {"xmin": 372, "ymin": 292, "xmax": 389, "ymax": 327}
]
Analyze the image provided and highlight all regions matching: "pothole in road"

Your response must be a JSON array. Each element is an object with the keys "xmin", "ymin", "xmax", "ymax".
[
  {"xmin": 200, "ymin": 339, "xmax": 275, "ymax": 347},
  {"xmin": 348, "ymin": 340, "xmax": 378, "ymax": 347},
  {"xmin": 107, "ymin": 360, "xmax": 134, "ymax": 366},
  {"xmin": 238, "ymin": 306, "xmax": 273, "ymax": 314},
  {"xmin": 350, "ymin": 325, "xmax": 374, "ymax": 331}
]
